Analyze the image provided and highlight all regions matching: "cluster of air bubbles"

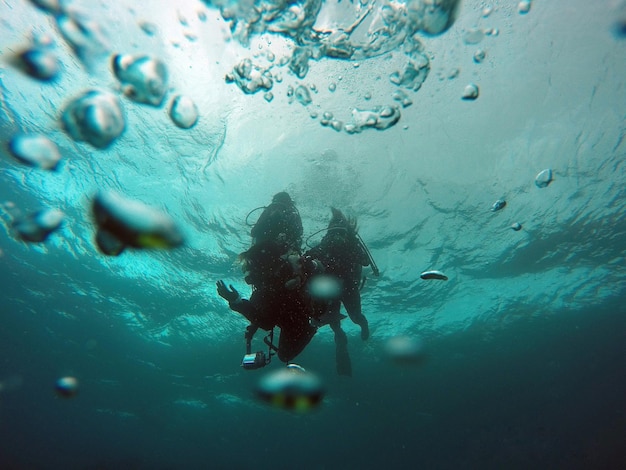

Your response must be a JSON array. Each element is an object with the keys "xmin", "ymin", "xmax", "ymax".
[
  {"xmin": 169, "ymin": 95, "xmax": 199, "ymax": 129},
  {"xmin": 320, "ymin": 112, "xmax": 344, "ymax": 132},
  {"xmin": 343, "ymin": 106, "xmax": 402, "ymax": 134},
  {"xmin": 217, "ymin": 0, "xmax": 464, "ymax": 131},
  {"xmin": 392, "ymin": 90, "xmax": 413, "ymax": 108},
  {"xmin": 225, "ymin": 58, "xmax": 273, "ymax": 94},
  {"xmin": 389, "ymin": 53, "xmax": 430, "ymax": 92},
  {"xmin": 485, "ymin": 168, "xmax": 555, "ymax": 232},
  {"xmin": 112, "ymin": 54, "xmax": 169, "ymax": 106},
  {"xmin": 61, "ymin": 90, "xmax": 125, "ymax": 149},
  {"xmin": 12, "ymin": 209, "xmax": 65, "ymax": 243},
  {"xmin": 92, "ymin": 191, "xmax": 184, "ymax": 256},
  {"xmin": 8, "ymin": 134, "xmax": 62, "ymax": 170}
]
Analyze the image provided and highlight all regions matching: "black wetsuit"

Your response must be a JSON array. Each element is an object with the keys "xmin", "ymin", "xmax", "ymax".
[
  {"xmin": 229, "ymin": 244, "xmax": 316, "ymax": 363},
  {"xmin": 250, "ymin": 200, "xmax": 302, "ymax": 252}
]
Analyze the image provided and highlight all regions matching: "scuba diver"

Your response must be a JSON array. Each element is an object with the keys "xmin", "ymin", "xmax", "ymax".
[
  {"xmin": 216, "ymin": 192, "xmax": 319, "ymax": 366},
  {"xmin": 216, "ymin": 194, "xmax": 378, "ymax": 375},
  {"xmin": 306, "ymin": 207, "xmax": 378, "ymax": 376},
  {"xmin": 250, "ymin": 191, "xmax": 302, "ymax": 253}
]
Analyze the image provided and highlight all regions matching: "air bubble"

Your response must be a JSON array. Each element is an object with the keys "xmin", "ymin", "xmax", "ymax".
[
  {"xmin": 8, "ymin": 134, "xmax": 62, "ymax": 170},
  {"xmin": 112, "ymin": 54, "xmax": 169, "ymax": 106},
  {"xmin": 462, "ymin": 83, "xmax": 480, "ymax": 100},
  {"xmin": 15, "ymin": 47, "xmax": 60, "ymax": 81},
  {"xmin": 13, "ymin": 209, "xmax": 64, "ymax": 243},
  {"xmin": 169, "ymin": 95, "xmax": 198, "ymax": 129},
  {"xmin": 225, "ymin": 58, "xmax": 273, "ymax": 94},
  {"xmin": 473, "ymin": 49, "xmax": 486, "ymax": 63},
  {"xmin": 463, "ymin": 27, "xmax": 484, "ymax": 45},
  {"xmin": 61, "ymin": 89, "xmax": 125, "ymax": 149},
  {"xmin": 295, "ymin": 85, "xmax": 312, "ymax": 105},
  {"xmin": 518, "ymin": 0, "xmax": 531, "ymax": 15}
]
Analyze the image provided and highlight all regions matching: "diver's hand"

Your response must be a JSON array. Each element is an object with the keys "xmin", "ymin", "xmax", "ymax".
[{"xmin": 216, "ymin": 280, "xmax": 240, "ymax": 303}]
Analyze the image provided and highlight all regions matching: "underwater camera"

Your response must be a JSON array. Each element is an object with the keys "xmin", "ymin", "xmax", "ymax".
[
  {"xmin": 242, "ymin": 351, "xmax": 269, "ymax": 370},
  {"xmin": 242, "ymin": 326, "xmax": 276, "ymax": 370}
]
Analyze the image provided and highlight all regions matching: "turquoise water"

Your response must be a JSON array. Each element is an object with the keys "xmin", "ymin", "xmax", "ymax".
[{"xmin": 1, "ymin": 0, "xmax": 625, "ymax": 468}]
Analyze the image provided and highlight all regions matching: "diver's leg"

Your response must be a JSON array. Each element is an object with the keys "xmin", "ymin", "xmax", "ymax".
[
  {"xmin": 330, "ymin": 320, "xmax": 351, "ymax": 377},
  {"xmin": 342, "ymin": 286, "xmax": 369, "ymax": 340},
  {"xmin": 276, "ymin": 322, "xmax": 316, "ymax": 363}
]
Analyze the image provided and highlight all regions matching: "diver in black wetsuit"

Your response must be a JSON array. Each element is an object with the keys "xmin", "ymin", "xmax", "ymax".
[
  {"xmin": 306, "ymin": 207, "xmax": 373, "ymax": 376},
  {"xmin": 250, "ymin": 191, "xmax": 302, "ymax": 254},
  {"xmin": 217, "ymin": 192, "xmax": 318, "ymax": 364}
]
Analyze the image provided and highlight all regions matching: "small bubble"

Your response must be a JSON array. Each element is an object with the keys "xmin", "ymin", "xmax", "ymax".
[
  {"xmin": 448, "ymin": 68, "xmax": 460, "ymax": 79},
  {"xmin": 15, "ymin": 47, "xmax": 60, "ymax": 81},
  {"xmin": 330, "ymin": 120, "xmax": 343, "ymax": 132},
  {"xmin": 61, "ymin": 89, "xmax": 125, "ymax": 148},
  {"xmin": 384, "ymin": 336, "xmax": 426, "ymax": 366},
  {"xmin": 55, "ymin": 376, "xmax": 79, "ymax": 398},
  {"xmin": 482, "ymin": 6, "xmax": 493, "ymax": 17},
  {"xmin": 473, "ymin": 49, "xmax": 486, "ymax": 63},
  {"xmin": 13, "ymin": 209, "xmax": 64, "ymax": 243},
  {"xmin": 364, "ymin": 92, "xmax": 372, "ymax": 100},
  {"xmin": 463, "ymin": 27, "xmax": 484, "ymax": 45},
  {"xmin": 320, "ymin": 111, "xmax": 333, "ymax": 126},
  {"xmin": 112, "ymin": 54, "xmax": 168, "ymax": 106},
  {"xmin": 264, "ymin": 92, "xmax": 274, "ymax": 102},
  {"xmin": 328, "ymin": 82, "xmax": 336, "ymax": 92},
  {"xmin": 309, "ymin": 83, "xmax": 317, "ymax": 93},
  {"xmin": 352, "ymin": 62, "xmax": 360, "ymax": 68},
  {"xmin": 169, "ymin": 95, "xmax": 198, "ymax": 129},
  {"xmin": 8, "ymin": 134, "xmax": 61, "ymax": 170},
  {"xmin": 518, "ymin": 0, "xmax": 531, "ymax": 15},
  {"xmin": 462, "ymin": 83, "xmax": 479, "ymax": 100}
]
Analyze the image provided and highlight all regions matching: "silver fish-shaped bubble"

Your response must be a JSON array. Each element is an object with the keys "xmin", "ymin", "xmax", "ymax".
[
  {"xmin": 535, "ymin": 168, "xmax": 553, "ymax": 188},
  {"xmin": 491, "ymin": 199, "xmax": 506, "ymax": 212},
  {"xmin": 420, "ymin": 270, "xmax": 448, "ymax": 281}
]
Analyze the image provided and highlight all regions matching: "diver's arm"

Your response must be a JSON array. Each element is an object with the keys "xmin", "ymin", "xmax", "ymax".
[{"xmin": 216, "ymin": 280, "xmax": 254, "ymax": 321}]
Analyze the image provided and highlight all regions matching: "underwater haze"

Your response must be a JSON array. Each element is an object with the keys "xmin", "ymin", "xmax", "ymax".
[{"xmin": 1, "ymin": 0, "xmax": 625, "ymax": 468}]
